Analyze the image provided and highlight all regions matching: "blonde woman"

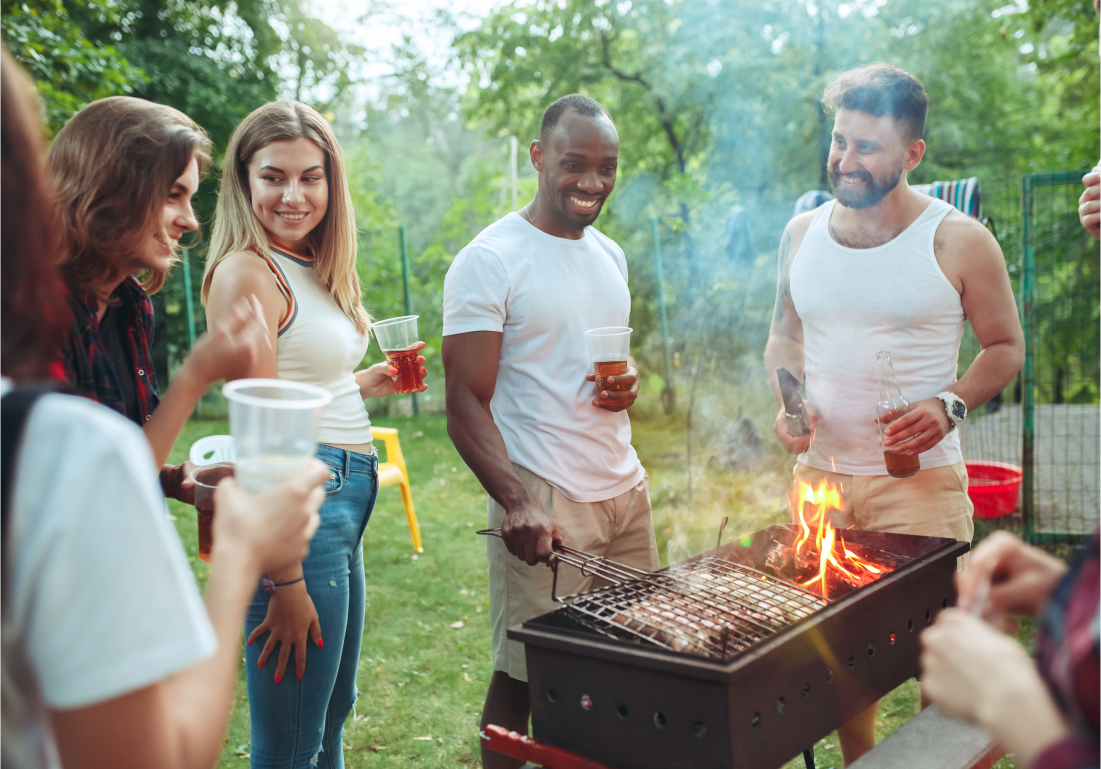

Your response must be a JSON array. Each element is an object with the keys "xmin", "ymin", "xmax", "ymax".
[{"xmin": 203, "ymin": 101, "xmax": 425, "ymax": 768}]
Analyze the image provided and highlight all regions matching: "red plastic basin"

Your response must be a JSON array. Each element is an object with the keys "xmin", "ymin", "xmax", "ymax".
[{"xmin": 965, "ymin": 461, "xmax": 1022, "ymax": 519}]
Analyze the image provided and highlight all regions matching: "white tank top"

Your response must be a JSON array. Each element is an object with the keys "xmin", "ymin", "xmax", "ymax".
[
  {"xmin": 789, "ymin": 198, "xmax": 963, "ymax": 475},
  {"xmin": 256, "ymin": 245, "xmax": 372, "ymax": 446}
]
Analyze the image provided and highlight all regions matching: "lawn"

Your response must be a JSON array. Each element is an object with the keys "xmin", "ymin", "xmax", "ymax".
[{"xmin": 167, "ymin": 391, "xmax": 1027, "ymax": 769}]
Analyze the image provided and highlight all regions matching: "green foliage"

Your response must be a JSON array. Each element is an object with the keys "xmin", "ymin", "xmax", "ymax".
[{"xmin": 2, "ymin": 0, "xmax": 147, "ymax": 132}]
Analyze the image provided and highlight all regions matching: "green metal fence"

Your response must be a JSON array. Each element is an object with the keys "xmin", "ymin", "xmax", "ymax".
[{"xmin": 959, "ymin": 170, "xmax": 1098, "ymax": 544}]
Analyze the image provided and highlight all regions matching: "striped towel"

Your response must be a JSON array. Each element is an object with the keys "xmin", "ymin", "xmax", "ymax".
[{"xmin": 912, "ymin": 177, "xmax": 982, "ymax": 219}]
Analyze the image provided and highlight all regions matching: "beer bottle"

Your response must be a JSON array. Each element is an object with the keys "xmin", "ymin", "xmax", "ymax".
[{"xmin": 876, "ymin": 351, "xmax": 920, "ymax": 478}]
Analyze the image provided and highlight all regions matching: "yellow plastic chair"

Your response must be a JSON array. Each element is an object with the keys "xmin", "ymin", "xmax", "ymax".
[{"xmin": 371, "ymin": 426, "xmax": 423, "ymax": 553}]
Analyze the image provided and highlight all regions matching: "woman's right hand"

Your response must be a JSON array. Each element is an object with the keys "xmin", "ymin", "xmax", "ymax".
[
  {"xmin": 956, "ymin": 531, "xmax": 1069, "ymax": 619},
  {"xmin": 186, "ymin": 294, "xmax": 273, "ymax": 387},
  {"xmin": 211, "ymin": 460, "xmax": 326, "ymax": 574},
  {"xmin": 247, "ymin": 580, "xmax": 323, "ymax": 684}
]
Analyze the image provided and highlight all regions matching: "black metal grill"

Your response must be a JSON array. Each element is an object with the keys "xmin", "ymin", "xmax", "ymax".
[
  {"xmin": 511, "ymin": 525, "xmax": 969, "ymax": 769},
  {"xmin": 559, "ymin": 556, "xmax": 829, "ymax": 659}
]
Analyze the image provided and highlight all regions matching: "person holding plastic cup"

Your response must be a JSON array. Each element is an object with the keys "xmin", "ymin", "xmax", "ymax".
[
  {"xmin": 202, "ymin": 100, "xmax": 425, "ymax": 768},
  {"xmin": 442, "ymin": 94, "xmax": 657, "ymax": 769}
]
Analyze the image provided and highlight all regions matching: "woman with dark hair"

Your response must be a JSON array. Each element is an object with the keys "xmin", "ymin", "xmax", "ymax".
[
  {"xmin": 0, "ymin": 47, "xmax": 327, "ymax": 769},
  {"xmin": 48, "ymin": 95, "xmax": 268, "ymax": 501}
]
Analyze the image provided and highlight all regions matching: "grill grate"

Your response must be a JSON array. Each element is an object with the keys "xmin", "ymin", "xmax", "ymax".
[{"xmin": 558, "ymin": 557, "xmax": 830, "ymax": 660}]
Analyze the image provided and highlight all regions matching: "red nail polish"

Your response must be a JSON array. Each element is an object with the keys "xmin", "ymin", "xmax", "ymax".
[
  {"xmin": 258, "ymin": 659, "xmax": 263, "ymax": 669},
  {"xmin": 247, "ymin": 638, "xmax": 253, "ymax": 646},
  {"xmin": 318, "ymin": 637, "xmax": 324, "ymax": 648},
  {"xmin": 297, "ymin": 671, "xmax": 303, "ymax": 680},
  {"xmin": 274, "ymin": 675, "xmax": 282, "ymax": 684}
]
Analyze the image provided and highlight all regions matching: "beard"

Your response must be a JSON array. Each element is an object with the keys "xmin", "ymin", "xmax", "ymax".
[
  {"xmin": 548, "ymin": 188, "xmax": 604, "ymax": 232},
  {"xmin": 829, "ymin": 158, "xmax": 905, "ymax": 210}
]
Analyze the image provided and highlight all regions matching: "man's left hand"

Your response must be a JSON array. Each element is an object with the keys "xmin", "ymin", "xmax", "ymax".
[
  {"xmin": 586, "ymin": 364, "xmax": 639, "ymax": 412},
  {"xmin": 877, "ymin": 397, "xmax": 952, "ymax": 455}
]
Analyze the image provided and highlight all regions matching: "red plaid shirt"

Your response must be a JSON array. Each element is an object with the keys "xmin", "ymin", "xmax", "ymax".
[{"xmin": 60, "ymin": 277, "xmax": 160, "ymax": 425}]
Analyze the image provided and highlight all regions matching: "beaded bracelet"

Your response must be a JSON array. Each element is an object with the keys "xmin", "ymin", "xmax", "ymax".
[{"xmin": 261, "ymin": 576, "xmax": 306, "ymax": 595}]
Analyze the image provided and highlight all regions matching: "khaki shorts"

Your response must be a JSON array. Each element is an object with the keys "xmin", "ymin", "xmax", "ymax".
[
  {"xmin": 792, "ymin": 462, "xmax": 974, "ymax": 560},
  {"xmin": 488, "ymin": 464, "xmax": 660, "ymax": 682}
]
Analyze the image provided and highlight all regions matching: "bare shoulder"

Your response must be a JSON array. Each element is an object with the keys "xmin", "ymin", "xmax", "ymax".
[
  {"xmin": 206, "ymin": 250, "xmax": 286, "ymax": 322},
  {"xmin": 779, "ymin": 209, "xmax": 818, "ymax": 268},
  {"xmin": 934, "ymin": 210, "xmax": 1001, "ymax": 261}
]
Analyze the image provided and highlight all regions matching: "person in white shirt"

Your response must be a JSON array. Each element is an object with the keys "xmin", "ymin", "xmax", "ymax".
[
  {"xmin": 443, "ymin": 94, "xmax": 659, "ymax": 769},
  {"xmin": 764, "ymin": 63, "xmax": 1024, "ymax": 766},
  {"xmin": 0, "ymin": 49, "xmax": 326, "ymax": 769}
]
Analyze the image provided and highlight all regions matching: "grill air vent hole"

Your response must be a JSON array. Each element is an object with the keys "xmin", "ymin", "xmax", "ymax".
[
  {"xmin": 750, "ymin": 711, "xmax": 761, "ymax": 728},
  {"xmin": 925, "ymin": 608, "xmax": 932, "ymax": 624},
  {"xmin": 694, "ymin": 722, "xmax": 707, "ymax": 739},
  {"xmin": 654, "ymin": 712, "xmax": 667, "ymax": 729},
  {"xmin": 581, "ymin": 694, "xmax": 592, "ymax": 711},
  {"xmin": 848, "ymin": 655, "xmax": 855, "ymax": 669},
  {"xmin": 802, "ymin": 683, "xmax": 811, "ymax": 699},
  {"xmin": 889, "ymin": 633, "xmax": 897, "ymax": 645},
  {"xmin": 908, "ymin": 619, "xmax": 914, "ymax": 632},
  {"xmin": 616, "ymin": 705, "xmax": 629, "ymax": 720},
  {"xmin": 776, "ymin": 697, "xmax": 786, "ymax": 714},
  {"xmin": 547, "ymin": 688, "xmax": 558, "ymax": 704},
  {"xmin": 825, "ymin": 669, "xmax": 834, "ymax": 684},
  {"xmin": 867, "ymin": 644, "xmax": 876, "ymax": 657}
]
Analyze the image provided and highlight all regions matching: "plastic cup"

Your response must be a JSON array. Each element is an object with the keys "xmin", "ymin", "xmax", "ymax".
[
  {"xmin": 189, "ymin": 462, "xmax": 235, "ymax": 563},
  {"xmin": 372, "ymin": 315, "xmax": 424, "ymax": 395},
  {"xmin": 223, "ymin": 378, "xmax": 332, "ymax": 494},
  {"xmin": 585, "ymin": 327, "xmax": 632, "ymax": 392}
]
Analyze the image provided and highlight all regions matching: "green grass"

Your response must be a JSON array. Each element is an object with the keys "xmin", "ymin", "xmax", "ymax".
[{"xmin": 168, "ymin": 391, "xmax": 1027, "ymax": 768}]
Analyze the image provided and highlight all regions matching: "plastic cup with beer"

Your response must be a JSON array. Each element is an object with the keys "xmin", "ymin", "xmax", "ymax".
[
  {"xmin": 372, "ymin": 315, "xmax": 425, "ymax": 394},
  {"xmin": 189, "ymin": 462, "xmax": 236, "ymax": 562},
  {"xmin": 585, "ymin": 326, "xmax": 632, "ymax": 392},
  {"xmin": 223, "ymin": 378, "xmax": 333, "ymax": 494}
]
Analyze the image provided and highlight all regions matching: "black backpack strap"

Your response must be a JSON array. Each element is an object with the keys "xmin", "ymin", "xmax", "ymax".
[{"xmin": 2, "ymin": 384, "xmax": 58, "ymax": 550}]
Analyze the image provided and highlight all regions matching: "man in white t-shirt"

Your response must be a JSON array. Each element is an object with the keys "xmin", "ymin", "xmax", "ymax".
[{"xmin": 442, "ymin": 94, "xmax": 659, "ymax": 769}]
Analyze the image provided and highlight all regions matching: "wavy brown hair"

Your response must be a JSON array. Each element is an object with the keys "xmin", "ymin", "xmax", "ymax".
[
  {"xmin": 1, "ymin": 47, "xmax": 68, "ymax": 382},
  {"xmin": 203, "ymin": 101, "xmax": 370, "ymax": 335},
  {"xmin": 47, "ymin": 96, "xmax": 212, "ymax": 296}
]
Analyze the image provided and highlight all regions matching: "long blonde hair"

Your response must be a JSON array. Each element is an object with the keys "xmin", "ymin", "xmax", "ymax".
[
  {"xmin": 203, "ymin": 101, "xmax": 369, "ymax": 335},
  {"xmin": 49, "ymin": 96, "xmax": 211, "ymax": 296}
]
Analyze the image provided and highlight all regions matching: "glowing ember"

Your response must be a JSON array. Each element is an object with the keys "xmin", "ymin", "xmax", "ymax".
[{"xmin": 790, "ymin": 478, "xmax": 894, "ymax": 599}]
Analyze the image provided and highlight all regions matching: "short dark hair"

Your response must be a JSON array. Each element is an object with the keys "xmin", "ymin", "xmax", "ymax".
[
  {"xmin": 822, "ymin": 63, "xmax": 928, "ymax": 144},
  {"xmin": 539, "ymin": 94, "xmax": 614, "ymax": 143}
]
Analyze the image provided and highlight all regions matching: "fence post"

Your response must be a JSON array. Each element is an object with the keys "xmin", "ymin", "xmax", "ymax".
[
  {"xmin": 651, "ymin": 218, "xmax": 676, "ymax": 415},
  {"xmin": 182, "ymin": 247, "xmax": 197, "ymax": 349},
  {"xmin": 399, "ymin": 226, "xmax": 419, "ymax": 417},
  {"xmin": 1021, "ymin": 174, "xmax": 1035, "ymax": 541}
]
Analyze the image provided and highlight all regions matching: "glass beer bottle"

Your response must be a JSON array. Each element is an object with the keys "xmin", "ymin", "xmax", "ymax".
[{"xmin": 876, "ymin": 351, "xmax": 920, "ymax": 478}]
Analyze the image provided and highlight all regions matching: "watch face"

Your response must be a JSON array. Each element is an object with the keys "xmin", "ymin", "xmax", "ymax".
[{"xmin": 952, "ymin": 401, "xmax": 966, "ymax": 420}]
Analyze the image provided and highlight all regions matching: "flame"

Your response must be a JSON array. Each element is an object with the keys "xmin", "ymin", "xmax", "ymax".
[{"xmin": 791, "ymin": 477, "xmax": 891, "ymax": 598}]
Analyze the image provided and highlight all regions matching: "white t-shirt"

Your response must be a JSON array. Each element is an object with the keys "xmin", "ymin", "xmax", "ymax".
[
  {"xmin": 443, "ymin": 212, "xmax": 644, "ymax": 502},
  {"xmin": 1, "ymin": 390, "xmax": 217, "ymax": 769}
]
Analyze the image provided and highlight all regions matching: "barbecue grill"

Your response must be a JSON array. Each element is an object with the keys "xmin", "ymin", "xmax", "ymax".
[{"xmin": 508, "ymin": 524, "xmax": 968, "ymax": 769}]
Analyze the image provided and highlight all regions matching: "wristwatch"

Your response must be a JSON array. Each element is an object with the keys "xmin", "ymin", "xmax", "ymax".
[{"xmin": 935, "ymin": 391, "xmax": 967, "ymax": 431}]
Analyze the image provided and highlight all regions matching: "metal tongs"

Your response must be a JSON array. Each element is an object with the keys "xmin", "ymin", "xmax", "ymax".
[{"xmin": 477, "ymin": 528, "xmax": 649, "ymax": 602}]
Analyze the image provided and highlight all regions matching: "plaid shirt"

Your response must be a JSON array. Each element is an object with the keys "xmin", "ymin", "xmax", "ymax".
[
  {"xmin": 1033, "ymin": 529, "xmax": 1100, "ymax": 769},
  {"xmin": 60, "ymin": 276, "xmax": 160, "ymax": 426}
]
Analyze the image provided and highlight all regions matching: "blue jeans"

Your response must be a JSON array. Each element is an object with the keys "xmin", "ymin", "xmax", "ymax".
[{"xmin": 245, "ymin": 444, "xmax": 378, "ymax": 769}]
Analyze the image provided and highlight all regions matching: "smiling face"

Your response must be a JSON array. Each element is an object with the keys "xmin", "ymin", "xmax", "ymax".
[
  {"xmin": 133, "ymin": 154, "xmax": 199, "ymax": 274},
  {"xmin": 532, "ymin": 110, "xmax": 619, "ymax": 232},
  {"xmin": 827, "ymin": 109, "xmax": 923, "ymax": 210},
  {"xmin": 246, "ymin": 137, "xmax": 329, "ymax": 252}
]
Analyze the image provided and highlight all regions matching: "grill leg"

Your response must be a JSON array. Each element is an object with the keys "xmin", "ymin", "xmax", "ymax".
[{"xmin": 803, "ymin": 748, "xmax": 816, "ymax": 769}]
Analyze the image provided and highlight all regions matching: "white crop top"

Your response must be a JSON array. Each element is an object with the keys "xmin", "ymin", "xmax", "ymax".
[{"xmin": 256, "ymin": 245, "xmax": 372, "ymax": 445}]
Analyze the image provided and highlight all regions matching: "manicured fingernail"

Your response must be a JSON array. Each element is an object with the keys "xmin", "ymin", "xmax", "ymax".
[
  {"xmin": 247, "ymin": 638, "xmax": 253, "ymax": 646},
  {"xmin": 258, "ymin": 659, "xmax": 264, "ymax": 669},
  {"xmin": 274, "ymin": 675, "xmax": 282, "ymax": 684},
  {"xmin": 297, "ymin": 671, "xmax": 303, "ymax": 680},
  {"xmin": 318, "ymin": 637, "xmax": 324, "ymax": 648}
]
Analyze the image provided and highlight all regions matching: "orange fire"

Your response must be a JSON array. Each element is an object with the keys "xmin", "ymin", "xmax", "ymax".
[{"xmin": 791, "ymin": 478, "xmax": 890, "ymax": 598}]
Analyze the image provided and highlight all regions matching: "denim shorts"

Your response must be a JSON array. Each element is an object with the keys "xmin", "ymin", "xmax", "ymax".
[{"xmin": 244, "ymin": 444, "xmax": 378, "ymax": 768}]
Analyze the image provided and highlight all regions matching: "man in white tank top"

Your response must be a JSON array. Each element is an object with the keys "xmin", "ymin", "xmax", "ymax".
[
  {"xmin": 443, "ymin": 95, "xmax": 659, "ymax": 769},
  {"xmin": 764, "ymin": 64, "xmax": 1025, "ymax": 765}
]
